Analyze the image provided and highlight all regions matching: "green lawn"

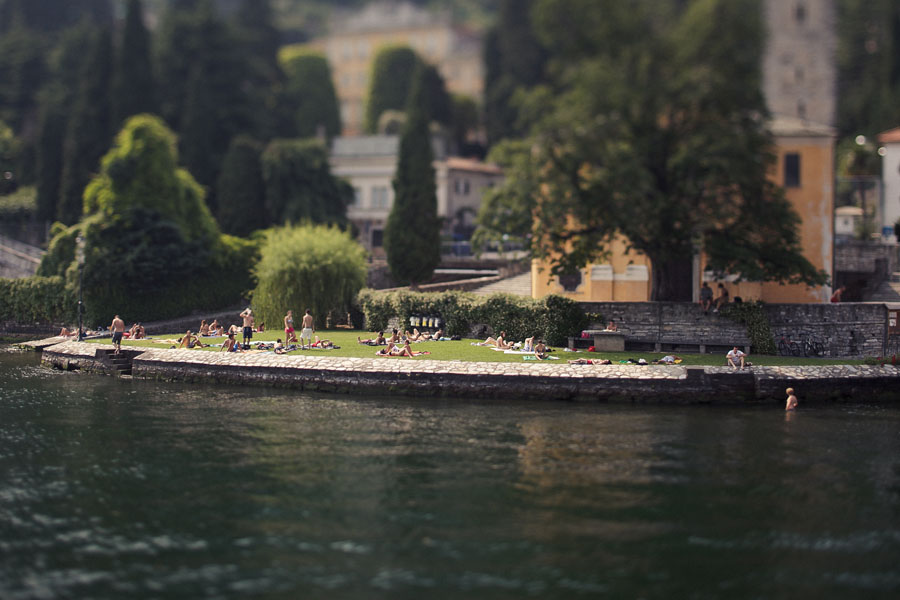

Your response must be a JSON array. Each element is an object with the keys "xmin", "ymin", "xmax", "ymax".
[{"xmin": 87, "ymin": 329, "xmax": 867, "ymax": 366}]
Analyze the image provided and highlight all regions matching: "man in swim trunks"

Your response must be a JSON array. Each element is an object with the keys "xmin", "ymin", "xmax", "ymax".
[
  {"xmin": 240, "ymin": 308, "xmax": 254, "ymax": 348},
  {"xmin": 110, "ymin": 314, "xmax": 125, "ymax": 354},
  {"xmin": 300, "ymin": 309, "xmax": 314, "ymax": 350}
]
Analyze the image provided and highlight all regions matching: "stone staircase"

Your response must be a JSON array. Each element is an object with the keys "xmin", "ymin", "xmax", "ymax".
[{"xmin": 98, "ymin": 348, "xmax": 139, "ymax": 376}]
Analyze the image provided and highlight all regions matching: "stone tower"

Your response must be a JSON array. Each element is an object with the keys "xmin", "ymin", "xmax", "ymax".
[{"xmin": 762, "ymin": 0, "xmax": 837, "ymax": 126}]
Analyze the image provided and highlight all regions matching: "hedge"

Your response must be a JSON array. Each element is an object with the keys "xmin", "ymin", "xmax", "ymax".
[
  {"xmin": 356, "ymin": 289, "xmax": 588, "ymax": 346},
  {"xmin": 0, "ymin": 276, "xmax": 75, "ymax": 324}
]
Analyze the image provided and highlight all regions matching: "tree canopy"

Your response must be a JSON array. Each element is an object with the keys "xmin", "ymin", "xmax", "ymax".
[
  {"xmin": 477, "ymin": 0, "xmax": 828, "ymax": 300},
  {"xmin": 83, "ymin": 113, "xmax": 219, "ymax": 244}
]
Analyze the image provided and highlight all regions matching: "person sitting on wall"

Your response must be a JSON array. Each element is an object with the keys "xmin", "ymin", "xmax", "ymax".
[
  {"xmin": 726, "ymin": 346, "xmax": 747, "ymax": 369},
  {"xmin": 700, "ymin": 281, "xmax": 714, "ymax": 313},
  {"xmin": 831, "ymin": 285, "xmax": 846, "ymax": 303},
  {"xmin": 713, "ymin": 283, "xmax": 730, "ymax": 312},
  {"xmin": 605, "ymin": 320, "xmax": 618, "ymax": 332}
]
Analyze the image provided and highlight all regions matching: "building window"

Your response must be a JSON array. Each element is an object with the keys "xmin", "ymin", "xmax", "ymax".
[
  {"xmin": 558, "ymin": 271, "xmax": 583, "ymax": 293},
  {"xmin": 350, "ymin": 187, "xmax": 362, "ymax": 207},
  {"xmin": 795, "ymin": 2, "xmax": 806, "ymax": 24},
  {"xmin": 371, "ymin": 186, "xmax": 390, "ymax": 209},
  {"xmin": 784, "ymin": 153, "xmax": 801, "ymax": 188},
  {"xmin": 371, "ymin": 229, "xmax": 384, "ymax": 248}
]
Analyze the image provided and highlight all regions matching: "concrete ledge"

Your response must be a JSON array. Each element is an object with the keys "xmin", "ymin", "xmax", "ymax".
[{"xmin": 37, "ymin": 341, "xmax": 900, "ymax": 405}]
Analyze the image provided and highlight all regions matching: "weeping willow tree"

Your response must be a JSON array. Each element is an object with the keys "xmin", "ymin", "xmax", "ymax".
[{"xmin": 250, "ymin": 223, "xmax": 367, "ymax": 329}]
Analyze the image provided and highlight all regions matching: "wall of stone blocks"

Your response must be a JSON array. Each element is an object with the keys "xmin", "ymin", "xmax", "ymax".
[
  {"xmin": 764, "ymin": 303, "xmax": 887, "ymax": 357},
  {"xmin": 835, "ymin": 241, "xmax": 897, "ymax": 275},
  {"xmin": 579, "ymin": 302, "xmax": 888, "ymax": 358}
]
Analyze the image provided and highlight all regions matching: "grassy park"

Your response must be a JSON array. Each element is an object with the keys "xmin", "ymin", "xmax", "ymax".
[{"xmin": 85, "ymin": 330, "xmax": 867, "ymax": 367}]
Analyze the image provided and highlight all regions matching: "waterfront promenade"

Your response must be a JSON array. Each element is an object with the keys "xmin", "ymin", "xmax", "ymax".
[{"xmin": 27, "ymin": 339, "xmax": 900, "ymax": 405}]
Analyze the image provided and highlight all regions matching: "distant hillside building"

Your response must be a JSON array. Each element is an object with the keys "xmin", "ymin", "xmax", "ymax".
[
  {"xmin": 308, "ymin": 2, "xmax": 483, "ymax": 135},
  {"xmin": 331, "ymin": 136, "xmax": 502, "ymax": 254}
]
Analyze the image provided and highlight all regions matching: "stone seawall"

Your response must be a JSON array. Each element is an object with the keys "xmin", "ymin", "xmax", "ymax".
[
  {"xmin": 580, "ymin": 302, "xmax": 888, "ymax": 357},
  {"xmin": 36, "ymin": 341, "xmax": 900, "ymax": 405}
]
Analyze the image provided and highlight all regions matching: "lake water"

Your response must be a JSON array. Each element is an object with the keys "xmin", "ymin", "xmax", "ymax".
[{"xmin": 1, "ymin": 349, "xmax": 899, "ymax": 599}]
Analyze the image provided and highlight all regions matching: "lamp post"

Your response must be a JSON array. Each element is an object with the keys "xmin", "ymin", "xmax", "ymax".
[{"xmin": 76, "ymin": 235, "xmax": 85, "ymax": 342}]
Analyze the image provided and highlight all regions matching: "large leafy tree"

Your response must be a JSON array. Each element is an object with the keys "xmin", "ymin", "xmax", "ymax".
[
  {"xmin": 836, "ymin": 0, "xmax": 900, "ymax": 139},
  {"xmin": 483, "ymin": 0, "xmax": 547, "ymax": 146},
  {"xmin": 364, "ymin": 45, "xmax": 421, "ymax": 134},
  {"xmin": 260, "ymin": 138, "xmax": 350, "ymax": 227},
  {"xmin": 112, "ymin": 0, "xmax": 156, "ymax": 126},
  {"xmin": 384, "ymin": 68, "xmax": 441, "ymax": 288},
  {"xmin": 479, "ymin": 0, "xmax": 828, "ymax": 301}
]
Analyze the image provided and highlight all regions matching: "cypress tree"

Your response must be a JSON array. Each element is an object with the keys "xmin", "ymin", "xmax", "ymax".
[
  {"xmin": 216, "ymin": 135, "xmax": 267, "ymax": 237},
  {"xmin": 384, "ymin": 68, "xmax": 441, "ymax": 288},
  {"xmin": 279, "ymin": 48, "xmax": 341, "ymax": 139},
  {"xmin": 58, "ymin": 28, "xmax": 113, "ymax": 224},
  {"xmin": 364, "ymin": 46, "xmax": 421, "ymax": 134},
  {"xmin": 34, "ymin": 24, "xmax": 95, "ymax": 223},
  {"xmin": 112, "ymin": 0, "xmax": 156, "ymax": 126}
]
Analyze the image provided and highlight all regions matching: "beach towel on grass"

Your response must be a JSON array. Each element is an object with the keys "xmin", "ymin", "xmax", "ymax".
[{"xmin": 523, "ymin": 355, "xmax": 559, "ymax": 360}]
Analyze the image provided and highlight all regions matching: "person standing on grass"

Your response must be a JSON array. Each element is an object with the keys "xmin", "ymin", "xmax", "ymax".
[
  {"xmin": 110, "ymin": 314, "xmax": 125, "ymax": 354},
  {"xmin": 284, "ymin": 310, "xmax": 298, "ymax": 344},
  {"xmin": 300, "ymin": 309, "xmax": 314, "ymax": 350},
  {"xmin": 240, "ymin": 308, "xmax": 254, "ymax": 348}
]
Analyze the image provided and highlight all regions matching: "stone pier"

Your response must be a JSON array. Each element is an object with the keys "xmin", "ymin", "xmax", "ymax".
[{"xmin": 32, "ymin": 340, "xmax": 900, "ymax": 405}]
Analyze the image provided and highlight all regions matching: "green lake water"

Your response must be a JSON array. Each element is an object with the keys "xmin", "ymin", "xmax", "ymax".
[{"xmin": 1, "ymin": 349, "xmax": 899, "ymax": 599}]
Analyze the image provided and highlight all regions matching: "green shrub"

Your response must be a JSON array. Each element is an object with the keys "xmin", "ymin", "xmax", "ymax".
[
  {"xmin": 720, "ymin": 301, "xmax": 777, "ymax": 355},
  {"xmin": 355, "ymin": 289, "xmax": 587, "ymax": 345},
  {"xmin": 251, "ymin": 223, "xmax": 367, "ymax": 329},
  {"xmin": 0, "ymin": 276, "xmax": 75, "ymax": 324},
  {"xmin": 0, "ymin": 185, "xmax": 36, "ymax": 218}
]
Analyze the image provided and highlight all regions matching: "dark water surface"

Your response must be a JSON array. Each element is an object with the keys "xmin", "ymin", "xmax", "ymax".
[{"xmin": 1, "ymin": 350, "xmax": 899, "ymax": 599}]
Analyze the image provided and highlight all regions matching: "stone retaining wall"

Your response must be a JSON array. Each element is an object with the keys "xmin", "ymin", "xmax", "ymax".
[
  {"xmin": 580, "ymin": 302, "xmax": 888, "ymax": 357},
  {"xmin": 35, "ymin": 341, "xmax": 900, "ymax": 405}
]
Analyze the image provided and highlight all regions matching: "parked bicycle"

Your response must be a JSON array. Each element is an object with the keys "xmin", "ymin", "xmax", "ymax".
[{"xmin": 777, "ymin": 333, "xmax": 801, "ymax": 357}]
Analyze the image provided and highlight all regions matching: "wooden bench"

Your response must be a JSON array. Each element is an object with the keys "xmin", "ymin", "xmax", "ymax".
[{"xmin": 626, "ymin": 338, "xmax": 751, "ymax": 355}]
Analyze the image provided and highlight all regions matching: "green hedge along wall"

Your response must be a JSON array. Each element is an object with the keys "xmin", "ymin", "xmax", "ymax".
[
  {"xmin": 0, "ymin": 276, "xmax": 75, "ymax": 325},
  {"xmin": 356, "ymin": 289, "xmax": 588, "ymax": 346}
]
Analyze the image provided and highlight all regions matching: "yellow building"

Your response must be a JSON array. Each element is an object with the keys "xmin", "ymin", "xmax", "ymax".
[
  {"xmin": 532, "ymin": 117, "xmax": 836, "ymax": 304},
  {"xmin": 307, "ymin": 2, "xmax": 484, "ymax": 136}
]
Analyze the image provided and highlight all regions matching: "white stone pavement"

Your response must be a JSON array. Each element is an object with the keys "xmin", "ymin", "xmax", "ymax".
[{"xmin": 30, "ymin": 340, "xmax": 900, "ymax": 383}]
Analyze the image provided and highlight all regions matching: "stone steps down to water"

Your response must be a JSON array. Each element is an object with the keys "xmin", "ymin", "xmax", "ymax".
[{"xmin": 33, "ymin": 340, "xmax": 900, "ymax": 405}]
